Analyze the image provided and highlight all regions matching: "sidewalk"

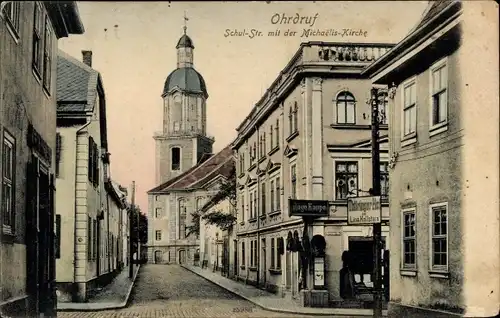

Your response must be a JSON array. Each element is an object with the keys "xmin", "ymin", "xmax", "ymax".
[
  {"xmin": 57, "ymin": 265, "xmax": 140, "ymax": 311},
  {"xmin": 183, "ymin": 265, "xmax": 388, "ymax": 317}
]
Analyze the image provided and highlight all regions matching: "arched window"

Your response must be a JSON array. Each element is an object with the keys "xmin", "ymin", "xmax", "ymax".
[
  {"xmin": 336, "ymin": 91, "xmax": 356, "ymax": 124},
  {"xmin": 378, "ymin": 92, "xmax": 388, "ymax": 125},
  {"xmin": 171, "ymin": 147, "xmax": 181, "ymax": 171}
]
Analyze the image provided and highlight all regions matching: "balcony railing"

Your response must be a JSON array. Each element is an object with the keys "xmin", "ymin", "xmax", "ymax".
[{"xmin": 305, "ymin": 43, "xmax": 394, "ymax": 64}]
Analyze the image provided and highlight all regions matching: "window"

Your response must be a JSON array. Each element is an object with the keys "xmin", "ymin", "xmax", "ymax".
[
  {"xmin": 178, "ymin": 200, "xmax": 187, "ymax": 239},
  {"xmin": 55, "ymin": 133, "xmax": 62, "ymax": 178},
  {"xmin": 288, "ymin": 106, "xmax": 293, "ymax": 135},
  {"xmin": 293, "ymin": 102, "xmax": 298, "ymax": 132},
  {"xmin": 250, "ymin": 241, "xmax": 254, "ymax": 266},
  {"xmin": 275, "ymin": 177, "xmax": 281, "ymax": 211},
  {"xmin": 276, "ymin": 241, "xmax": 282, "ymax": 269},
  {"xmin": 380, "ymin": 162, "xmax": 389, "ymax": 200},
  {"xmin": 275, "ymin": 119, "xmax": 279, "ymax": 147},
  {"xmin": 171, "ymin": 147, "xmax": 181, "ymax": 171},
  {"xmin": 378, "ymin": 92, "xmax": 388, "ymax": 125},
  {"xmin": 269, "ymin": 126, "xmax": 273, "ymax": 150},
  {"xmin": 261, "ymin": 182, "xmax": 266, "ymax": 215},
  {"xmin": 271, "ymin": 238, "xmax": 275, "ymax": 268},
  {"xmin": 155, "ymin": 195, "xmax": 159, "ymax": 201},
  {"xmin": 155, "ymin": 208, "xmax": 161, "ymax": 218},
  {"xmin": 88, "ymin": 137, "xmax": 99, "ymax": 186},
  {"xmin": 32, "ymin": 2, "xmax": 43, "ymax": 76},
  {"xmin": 3, "ymin": 1, "xmax": 21, "ymax": 37},
  {"xmin": 155, "ymin": 230, "xmax": 162, "ymax": 241},
  {"xmin": 241, "ymin": 242, "xmax": 246, "ymax": 266},
  {"xmin": 336, "ymin": 91, "xmax": 356, "ymax": 124},
  {"xmin": 402, "ymin": 209, "xmax": 416, "ymax": 268},
  {"xmin": 263, "ymin": 135, "xmax": 266, "ymax": 156},
  {"xmin": 290, "ymin": 164, "xmax": 297, "ymax": 199},
  {"xmin": 240, "ymin": 194, "xmax": 245, "ymax": 221},
  {"xmin": 250, "ymin": 240, "xmax": 257, "ymax": 267},
  {"xmin": 249, "ymin": 192, "xmax": 254, "ymax": 219},
  {"xmin": 431, "ymin": 203, "xmax": 448, "ymax": 271},
  {"xmin": 253, "ymin": 189, "xmax": 258, "ymax": 218},
  {"xmin": 2, "ymin": 132, "xmax": 15, "ymax": 234},
  {"xmin": 173, "ymin": 121, "xmax": 180, "ymax": 131},
  {"xmin": 335, "ymin": 162, "xmax": 358, "ymax": 200},
  {"xmin": 42, "ymin": 15, "xmax": 53, "ymax": 92},
  {"xmin": 270, "ymin": 180, "xmax": 275, "ymax": 212},
  {"xmin": 431, "ymin": 60, "xmax": 448, "ymax": 127},
  {"xmin": 403, "ymin": 81, "xmax": 417, "ymax": 136}
]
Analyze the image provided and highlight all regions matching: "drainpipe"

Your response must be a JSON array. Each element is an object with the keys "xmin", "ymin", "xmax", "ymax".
[{"xmin": 74, "ymin": 121, "xmax": 92, "ymax": 290}]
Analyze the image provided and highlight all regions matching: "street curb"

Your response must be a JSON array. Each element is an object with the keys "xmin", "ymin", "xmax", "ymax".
[
  {"xmin": 57, "ymin": 265, "xmax": 141, "ymax": 312},
  {"xmin": 182, "ymin": 265, "xmax": 386, "ymax": 317}
]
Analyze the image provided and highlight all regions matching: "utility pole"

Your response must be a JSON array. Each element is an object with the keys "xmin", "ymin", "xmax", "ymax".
[
  {"xmin": 129, "ymin": 181, "xmax": 135, "ymax": 279},
  {"xmin": 370, "ymin": 87, "xmax": 383, "ymax": 318}
]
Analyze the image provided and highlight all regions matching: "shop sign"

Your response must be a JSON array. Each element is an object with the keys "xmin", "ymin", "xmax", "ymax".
[
  {"xmin": 347, "ymin": 196, "xmax": 381, "ymax": 225},
  {"xmin": 288, "ymin": 199, "xmax": 329, "ymax": 217}
]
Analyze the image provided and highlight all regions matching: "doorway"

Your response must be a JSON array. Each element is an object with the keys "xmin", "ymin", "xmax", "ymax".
[
  {"xmin": 178, "ymin": 250, "xmax": 186, "ymax": 264},
  {"xmin": 154, "ymin": 251, "xmax": 162, "ymax": 264},
  {"xmin": 348, "ymin": 237, "xmax": 386, "ymax": 288}
]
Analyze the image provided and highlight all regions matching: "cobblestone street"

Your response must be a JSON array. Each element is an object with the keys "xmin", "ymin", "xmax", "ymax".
[{"xmin": 58, "ymin": 265, "xmax": 318, "ymax": 318}]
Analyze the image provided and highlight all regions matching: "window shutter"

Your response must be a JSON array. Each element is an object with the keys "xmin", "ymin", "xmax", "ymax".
[
  {"xmin": 88, "ymin": 137, "xmax": 93, "ymax": 182},
  {"xmin": 55, "ymin": 133, "xmax": 61, "ymax": 178},
  {"xmin": 93, "ymin": 143, "xmax": 99, "ymax": 186}
]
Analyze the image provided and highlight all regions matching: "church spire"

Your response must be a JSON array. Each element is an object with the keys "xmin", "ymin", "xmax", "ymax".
[
  {"xmin": 176, "ymin": 11, "xmax": 194, "ymax": 67},
  {"xmin": 183, "ymin": 10, "xmax": 188, "ymax": 35}
]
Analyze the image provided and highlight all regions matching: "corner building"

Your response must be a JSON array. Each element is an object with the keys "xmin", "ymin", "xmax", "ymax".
[
  {"xmin": 365, "ymin": 1, "xmax": 500, "ymax": 316},
  {"xmin": 232, "ymin": 41, "xmax": 394, "ymax": 303}
]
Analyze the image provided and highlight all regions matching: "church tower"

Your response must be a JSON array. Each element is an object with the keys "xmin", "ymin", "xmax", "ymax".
[{"xmin": 154, "ymin": 20, "xmax": 214, "ymax": 185}]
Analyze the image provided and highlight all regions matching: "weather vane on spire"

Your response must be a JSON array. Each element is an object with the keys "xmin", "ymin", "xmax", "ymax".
[{"xmin": 183, "ymin": 10, "xmax": 188, "ymax": 35}]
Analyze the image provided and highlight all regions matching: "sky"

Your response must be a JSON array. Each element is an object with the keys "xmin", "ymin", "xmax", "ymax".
[{"xmin": 58, "ymin": 1, "xmax": 429, "ymax": 214}]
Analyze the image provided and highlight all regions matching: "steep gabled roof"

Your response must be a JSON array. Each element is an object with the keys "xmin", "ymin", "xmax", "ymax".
[
  {"xmin": 56, "ymin": 50, "xmax": 99, "ymax": 113},
  {"xmin": 362, "ymin": 0, "xmax": 462, "ymax": 79},
  {"xmin": 56, "ymin": 50, "xmax": 109, "ymax": 150},
  {"xmin": 148, "ymin": 145, "xmax": 235, "ymax": 193}
]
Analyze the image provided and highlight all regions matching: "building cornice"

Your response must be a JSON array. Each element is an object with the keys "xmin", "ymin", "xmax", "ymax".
[{"xmin": 232, "ymin": 42, "xmax": 394, "ymax": 150}]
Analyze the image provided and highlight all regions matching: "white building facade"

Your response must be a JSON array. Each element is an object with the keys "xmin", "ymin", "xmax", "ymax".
[{"xmin": 232, "ymin": 41, "xmax": 393, "ymax": 305}]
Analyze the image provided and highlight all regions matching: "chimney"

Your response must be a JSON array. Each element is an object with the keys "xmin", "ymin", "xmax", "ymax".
[{"xmin": 82, "ymin": 50, "xmax": 92, "ymax": 67}]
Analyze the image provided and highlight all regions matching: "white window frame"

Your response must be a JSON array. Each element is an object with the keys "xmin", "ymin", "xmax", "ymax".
[
  {"xmin": 155, "ymin": 207, "xmax": 161, "ymax": 218},
  {"xmin": 155, "ymin": 230, "xmax": 162, "ymax": 241},
  {"xmin": 428, "ymin": 57, "xmax": 449, "ymax": 136},
  {"xmin": 400, "ymin": 76, "xmax": 417, "ymax": 147},
  {"xmin": 401, "ymin": 207, "xmax": 417, "ymax": 270},
  {"xmin": 248, "ymin": 186, "xmax": 256, "ymax": 219},
  {"xmin": 241, "ymin": 241, "xmax": 246, "ymax": 266},
  {"xmin": 333, "ymin": 158, "xmax": 362, "ymax": 201},
  {"xmin": 429, "ymin": 202, "xmax": 449, "ymax": 274},
  {"xmin": 335, "ymin": 91, "xmax": 356, "ymax": 125},
  {"xmin": 270, "ymin": 237, "xmax": 276, "ymax": 269},
  {"xmin": 2, "ymin": 131, "xmax": 15, "ymax": 234},
  {"xmin": 2, "ymin": 1, "xmax": 21, "ymax": 42}
]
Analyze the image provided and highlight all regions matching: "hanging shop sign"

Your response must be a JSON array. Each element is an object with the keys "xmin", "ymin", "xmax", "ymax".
[
  {"xmin": 288, "ymin": 199, "xmax": 329, "ymax": 217},
  {"xmin": 347, "ymin": 196, "xmax": 381, "ymax": 225}
]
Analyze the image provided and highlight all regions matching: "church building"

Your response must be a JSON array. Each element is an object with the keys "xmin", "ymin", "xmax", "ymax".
[{"xmin": 146, "ymin": 24, "xmax": 234, "ymax": 265}]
